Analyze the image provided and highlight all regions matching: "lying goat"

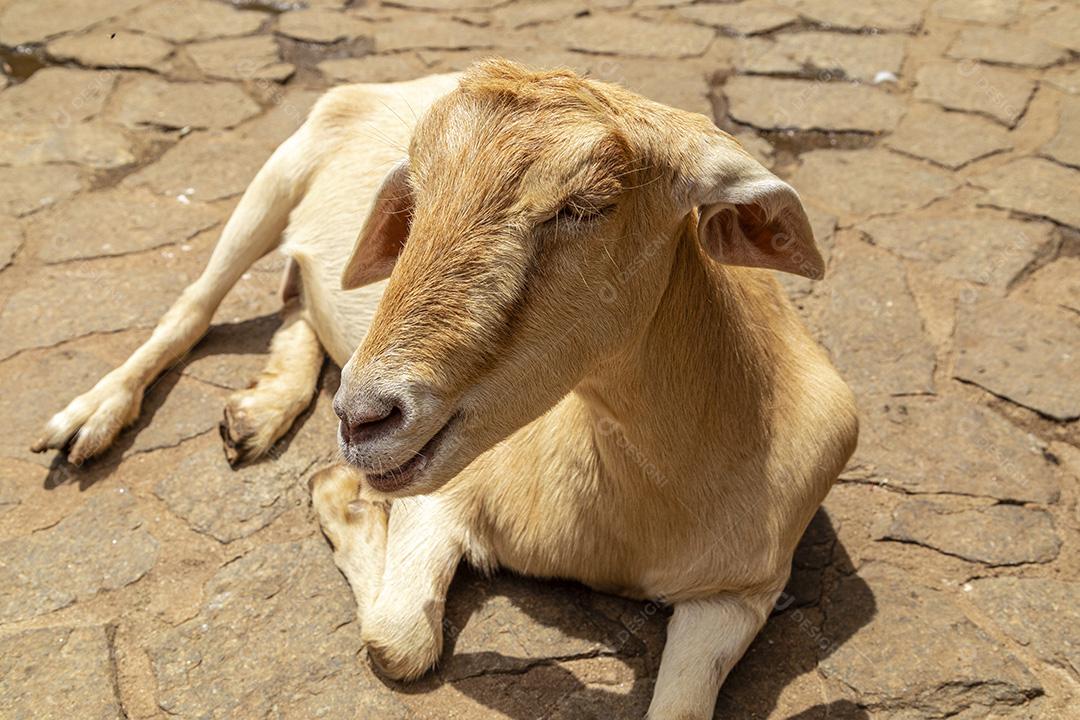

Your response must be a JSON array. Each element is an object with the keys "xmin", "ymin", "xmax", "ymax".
[{"xmin": 34, "ymin": 60, "xmax": 858, "ymax": 719}]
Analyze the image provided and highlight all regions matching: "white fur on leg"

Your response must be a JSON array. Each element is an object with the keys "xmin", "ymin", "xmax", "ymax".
[
  {"xmin": 647, "ymin": 594, "xmax": 773, "ymax": 720},
  {"xmin": 221, "ymin": 307, "xmax": 324, "ymax": 464}
]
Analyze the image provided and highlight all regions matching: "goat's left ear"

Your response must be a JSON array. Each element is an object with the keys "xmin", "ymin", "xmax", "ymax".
[
  {"xmin": 685, "ymin": 134, "xmax": 824, "ymax": 280},
  {"xmin": 342, "ymin": 159, "xmax": 412, "ymax": 291}
]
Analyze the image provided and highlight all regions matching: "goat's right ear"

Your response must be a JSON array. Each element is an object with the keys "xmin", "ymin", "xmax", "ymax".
[{"xmin": 341, "ymin": 159, "xmax": 412, "ymax": 290}]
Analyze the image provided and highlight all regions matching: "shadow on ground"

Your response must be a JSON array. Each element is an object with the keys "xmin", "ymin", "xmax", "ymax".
[{"xmin": 384, "ymin": 510, "xmax": 875, "ymax": 719}]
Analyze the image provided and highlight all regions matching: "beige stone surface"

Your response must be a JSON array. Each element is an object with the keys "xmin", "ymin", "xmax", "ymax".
[{"xmin": 1, "ymin": 4, "xmax": 1078, "ymax": 719}]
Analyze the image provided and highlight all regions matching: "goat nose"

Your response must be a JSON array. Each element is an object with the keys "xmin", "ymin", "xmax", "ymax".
[{"xmin": 334, "ymin": 393, "xmax": 406, "ymax": 446}]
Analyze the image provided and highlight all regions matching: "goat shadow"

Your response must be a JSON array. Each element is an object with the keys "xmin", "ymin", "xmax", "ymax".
[
  {"xmin": 42, "ymin": 314, "xmax": 285, "ymax": 491},
  {"xmin": 382, "ymin": 508, "xmax": 875, "ymax": 719}
]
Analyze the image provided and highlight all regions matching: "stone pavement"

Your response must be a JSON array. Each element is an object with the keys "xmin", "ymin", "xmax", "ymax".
[{"xmin": 0, "ymin": 0, "xmax": 1078, "ymax": 718}]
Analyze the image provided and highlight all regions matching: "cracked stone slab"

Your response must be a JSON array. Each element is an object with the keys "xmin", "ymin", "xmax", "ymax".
[
  {"xmin": 968, "ymin": 577, "xmax": 1080, "ymax": 676},
  {"xmin": 318, "ymin": 53, "xmax": 431, "ymax": 84},
  {"xmin": 440, "ymin": 572, "xmax": 622, "ymax": 681},
  {"xmin": 724, "ymin": 76, "xmax": 905, "ymax": 132},
  {"xmin": 732, "ymin": 32, "xmax": 907, "ymax": 83},
  {"xmin": 791, "ymin": 149, "xmax": 959, "ymax": 218},
  {"xmin": 0, "ymin": 625, "xmax": 124, "ymax": 720},
  {"xmin": 954, "ymin": 295, "xmax": 1080, "ymax": 421},
  {"xmin": 372, "ymin": 14, "xmax": 497, "ymax": 51},
  {"xmin": 946, "ymin": 27, "xmax": 1068, "ymax": 68},
  {"xmin": 0, "ymin": 489, "xmax": 159, "ymax": 623},
  {"xmin": 276, "ymin": 8, "xmax": 373, "ymax": 43},
  {"xmin": 0, "ymin": 122, "xmax": 136, "ymax": 169},
  {"xmin": 881, "ymin": 499, "xmax": 1060, "ymax": 565},
  {"xmin": 0, "ymin": 247, "xmax": 203, "ymax": 359},
  {"xmin": 108, "ymin": 76, "xmax": 261, "ymax": 130},
  {"xmin": 557, "ymin": 15, "xmax": 715, "ymax": 58},
  {"xmin": 973, "ymin": 157, "xmax": 1080, "ymax": 228},
  {"xmin": 675, "ymin": 1, "xmax": 798, "ymax": 35},
  {"xmin": 124, "ymin": 373, "xmax": 227, "ymax": 459},
  {"xmin": 0, "ymin": 164, "xmax": 84, "ymax": 217},
  {"xmin": 821, "ymin": 564, "xmax": 1041, "ymax": 714},
  {"xmin": 153, "ymin": 401, "xmax": 336, "ymax": 543},
  {"xmin": 913, "ymin": 61, "xmax": 1035, "ymax": 127},
  {"xmin": 25, "ymin": 187, "xmax": 220, "ymax": 263},
  {"xmin": 817, "ymin": 239, "xmax": 936, "ymax": 396},
  {"xmin": 187, "ymin": 35, "xmax": 294, "ymax": 82},
  {"xmin": 788, "ymin": 0, "xmax": 924, "ymax": 31},
  {"xmin": 0, "ymin": 0, "xmax": 146, "ymax": 45},
  {"xmin": 493, "ymin": 0, "xmax": 584, "ymax": 30},
  {"xmin": 852, "ymin": 396, "xmax": 1059, "ymax": 504},
  {"xmin": 0, "ymin": 67, "xmax": 116, "ymax": 126},
  {"xmin": 1041, "ymin": 95, "xmax": 1080, "ymax": 170},
  {"xmin": 856, "ymin": 214, "xmax": 1055, "ymax": 288},
  {"xmin": 1016, "ymin": 257, "xmax": 1080, "ymax": 314},
  {"xmin": 149, "ymin": 538, "xmax": 408, "ymax": 719},
  {"xmin": 885, "ymin": 103, "xmax": 1012, "ymax": 169},
  {"xmin": 46, "ymin": 30, "xmax": 175, "ymax": 71},
  {"xmin": 122, "ymin": 131, "xmax": 271, "ymax": 202},
  {"xmin": 1028, "ymin": 3, "xmax": 1080, "ymax": 53},
  {"xmin": 123, "ymin": 0, "xmax": 266, "ymax": 43}
]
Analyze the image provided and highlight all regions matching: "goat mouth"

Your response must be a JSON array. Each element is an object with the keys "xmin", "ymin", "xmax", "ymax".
[{"xmin": 357, "ymin": 416, "xmax": 456, "ymax": 493}]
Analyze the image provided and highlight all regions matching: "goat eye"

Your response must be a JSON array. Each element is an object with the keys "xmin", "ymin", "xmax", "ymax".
[{"xmin": 541, "ymin": 202, "xmax": 613, "ymax": 229}]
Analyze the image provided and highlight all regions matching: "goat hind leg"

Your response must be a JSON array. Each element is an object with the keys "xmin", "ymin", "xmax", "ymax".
[
  {"xmin": 31, "ymin": 129, "xmax": 310, "ymax": 465},
  {"xmin": 221, "ymin": 293, "xmax": 324, "ymax": 465}
]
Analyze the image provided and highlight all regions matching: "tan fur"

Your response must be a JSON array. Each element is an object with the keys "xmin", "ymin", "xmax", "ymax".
[{"xmin": 34, "ymin": 61, "xmax": 856, "ymax": 719}]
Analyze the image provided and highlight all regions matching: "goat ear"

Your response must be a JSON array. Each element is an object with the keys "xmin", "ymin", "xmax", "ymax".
[
  {"xmin": 687, "ymin": 135, "xmax": 824, "ymax": 280},
  {"xmin": 342, "ymin": 159, "xmax": 412, "ymax": 291}
]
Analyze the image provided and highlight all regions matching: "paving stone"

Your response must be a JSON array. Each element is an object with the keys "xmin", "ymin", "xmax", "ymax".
[
  {"xmin": 1044, "ymin": 65, "xmax": 1080, "ymax": 95},
  {"xmin": 724, "ymin": 77, "xmax": 905, "ymax": 132},
  {"xmin": 817, "ymin": 239, "xmax": 936, "ymax": 396},
  {"xmin": 276, "ymin": 8, "xmax": 372, "ymax": 42},
  {"xmin": 383, "ymin": 0, "xmax": 506, "ymax": 8},
  {"xmin": 931, "ymin": 0, "xmax": 1019, "ymax": 25},
  {"xmin": 0, "ymin": 625, "xmax": 124, "ymax": 720},
  {"xmin": 0, "ymin": 0, "xmax": 146, "ymax": 45},
  {"xmin": 0, "ymin": 67, "xmax": 116, "ymax": 126},
  {"xmin": 1028, "ymin": 3, "xmax": 1080, "ymax": 52},
  {"xmin": 149, "ymin": 538, "xmax": 408, "ymax": 719},
  {"xmin": 0, "ymin": 165, "xmax": 84, "ymax": 217},
  {"xmin": 733, "ymin": 32, "xmax": 907, "ymax": 82},
  {"xmin": 881, "ymin": 499, "xmax": 1061, "ymax": 565},
  {"xmin": 946, "ymin": 27, "xmax": 1067, "ymax": 68},
  {"xmin": 0, "ymin": 249, "xmax": 201, "ymax": 358},
  {"xmin": 46, "ymin": 30, "xmax": 174, "ymax": 70},
  {"xmin": 821, "ymin": 564, "xmax": 1041, "ymax": 712},
  {"xmin": 853, "ymin": 396, "xmax": 1059, "ymax": 503},
  {"xmin": 590, "ymin": 55, "xmax": 713, "ymax": 116},
  {"xmin": 123, "ymin": 0, "xmax": 266, "ymax": 43},
  {"xmin": 0, "ymin": 223, "xmax": 20, "ymax": 271},
  {"xmin": 973, "ymin": 157, "xmax": 1080, "ymax": 228},
  {"xmin": 968, "ymin": 577, "xmax": 1080, "ymax": 675},
  {"xmin": 154, "ymin": 393, "xmax": 337, "ymax": 542},
  {"xmin": 0, "ymin": 121, "xmax": 135, "ymax": 169},
  {"xmin": 1016, "ymin": 257, "xmax": 1080, "ymax": 314},
  {"xmin": 913, "ymin": 61, "xmax": 1035, "ymax": 127},
  {"xmin": 109, "ymin": 76, "xmax": 261, "ymax": 130},
  {"xmin": 125, "ymin": 373, "xmax": 227, "ymax": 458},
  {"xmin": 792, "ymin": 149, "xmax": 959, "ymax": 217},
  {"xmin": 558, "ymin": 15, "xmax": 715, "ymax": 58},
  {"xmin": 229, "ymin": 86, "xmax": 320, "ymax": 149},
  {"xmin": 123, "ymin": 131, "xmax": 270, "ymax": 202},
  {"xmin": 885, "ymin": 103, "xmax": 1012, "ymax": 168},
  {"xmin": 0, "ymin": 489, "xmax": 159, "ymax": 623},
  {"xmin": 373, "ymin": 14, "xmax": 496, "ymax": 51},
  {"xmin": 954, "ymin": 295, "xmax": 1080, "ymax": 421},
  {"xmin": 1041, "ymin": 95, "xmax": 1080, "ymax": 169},
  {"xmin": 494, "ymin": 0, "xmax": 583, "ymax": 29},
  {"xmin": 187, "ymin": 35, "xmax": 294, "ymax": 82},
  {"xmin": 790, "ymin": 0, "xmax": 924, "ymax": 32},
  {"xmin": 26, "ymin": 187, "xmax": 220, "ymax": 263},
  {"xmin": 856, "ymin": 214, "xmax": 1055, "ymax": 288},
  {"xmin": 676, "ymin": 0, "xmax": 798, "ymax": 35},
  {"xmin": 318, "ymin": 53, "xmax": 430, "ymax": 83}
]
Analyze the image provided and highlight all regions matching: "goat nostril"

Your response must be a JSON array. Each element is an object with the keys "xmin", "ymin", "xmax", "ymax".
[{"xmin": 340, "ymin": 401, "xmax": 405, "ymax": 445}]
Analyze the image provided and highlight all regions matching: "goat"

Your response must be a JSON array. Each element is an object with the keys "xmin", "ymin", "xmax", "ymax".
[{"xmin": 34, "ymin": 60, "xmax": 857, "ymax": 719}]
